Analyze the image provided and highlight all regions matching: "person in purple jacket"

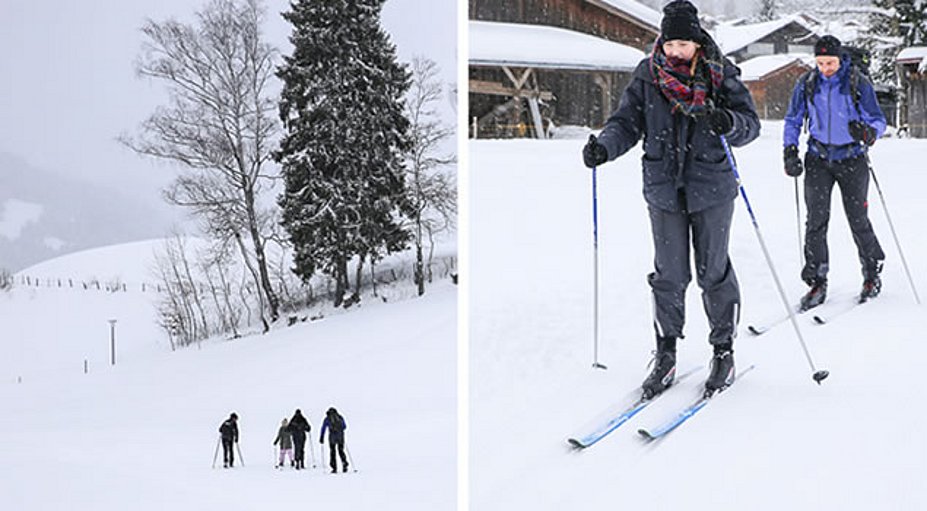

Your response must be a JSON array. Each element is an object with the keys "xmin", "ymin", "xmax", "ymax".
[
  {"xmin": 319, "ymin": 407, "xmax": 348, "ymax": 473},
  {"xmin": 783, "ymin": 35, "xmax": 887, "ymax": 310}
]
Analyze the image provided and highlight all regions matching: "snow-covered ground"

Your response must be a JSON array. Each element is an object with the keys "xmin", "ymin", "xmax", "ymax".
[
  {"xmin": 469, "ymin": 121, "xmax": 927, "ymax": 510},
  {"xmin": 0, "ymin": 242, "xmax": 456, "ymax": 509}
]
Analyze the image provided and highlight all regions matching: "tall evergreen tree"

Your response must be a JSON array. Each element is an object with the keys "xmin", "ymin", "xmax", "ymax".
[
  {"xmin": 897, "ymin": 0, "xmax": 927, "ymax": 45},
  {"xmin": 861, "ymin": 0, "xmax": 927, "ymax": 85},
  {"xmin": 758, "ymin": 0, "xmax": 777, "ymax": 22},
  {"xmin": 275, "ymin": 0, "xmax": 412, "ymax": 307}
]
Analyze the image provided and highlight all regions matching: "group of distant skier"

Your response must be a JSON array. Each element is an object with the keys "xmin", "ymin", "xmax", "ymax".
[
  {"xmin": 583, "ymin": 1, "xmax": 891, "ymax": 397},
  {"xmin": 217, "ymin": 407, "xmax": 350, "ymax": 473}
]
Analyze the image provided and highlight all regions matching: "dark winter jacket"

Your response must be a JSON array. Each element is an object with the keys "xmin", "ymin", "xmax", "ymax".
[
  {"xmin": 320, "ymin": 412, "xmax": 347, "ymax": 443},
  {"xmin": 219, "ymin": 419, "xmax": 238, "ymax": 441},
  {"xmin": 596, "ymin": 47, "xmax": 760, "ymax": 213},
  {"xmin": 273, "ymin": 426, "xmax": 293, "ymax": 450},
  {"xmin": 287, "ymin": 413, "xmax": 311, "ymax": 442},
  {"xmin": 783, "ymin": 54, "xmax": 886, "ymax": 161}
]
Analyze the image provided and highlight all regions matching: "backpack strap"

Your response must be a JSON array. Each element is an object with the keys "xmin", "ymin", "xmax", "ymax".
[
  {"xmin": 848, "ymin": 66, "xmax": 869, "ymax": 117},
  {"xmin": 800, "ymin": 70, "xmax": 816, "ymax": 133}
]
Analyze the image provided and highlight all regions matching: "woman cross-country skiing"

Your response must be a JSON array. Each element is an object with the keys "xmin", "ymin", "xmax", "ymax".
[{"xmin": 582, "ymin": 0, "xmax": 760, "ymax": 397}]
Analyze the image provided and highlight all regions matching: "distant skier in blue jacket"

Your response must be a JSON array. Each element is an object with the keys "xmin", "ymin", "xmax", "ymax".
[
  {"xmin": 783, "ymin": 35, "xmax": 887, "ymax": 310},
  {"xmin": 319, "ymin": 407, "xmax": 348, "ymax": 473}
]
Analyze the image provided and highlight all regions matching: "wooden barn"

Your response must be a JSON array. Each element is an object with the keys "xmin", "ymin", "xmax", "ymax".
[
  {"xmin": 896, "ymin": 47, "xmax": 927, "ymax": 138},
  {"xmin": 468, "ymin": 0, "xmax": 660, "ymax": 138},
  {"xmin": 738, "ymin": 54, "xmax": 813, "ymax": 120},
  {"xmin": 469, "ymin": 0, "xmax": 660, "ymax": 51},
  {"xmin": 713, "ymin": 16, "xmax": 819, "ymax": 63}
]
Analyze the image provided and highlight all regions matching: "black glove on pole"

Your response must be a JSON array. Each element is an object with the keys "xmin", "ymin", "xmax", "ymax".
[
  {"xmin": 784, "ymin": 145, "xmax": 803, "ymax": 177},
  {"xmin": 848, "ymin": 121, "xmax": 877, "ymax": 146},
  {"xmin": 706, "ymin": 108, "xmax": 733, "ymax": 136},
  {"xmin": 583, "ymin": 134, "xmax": 608, "ymax": 168}
]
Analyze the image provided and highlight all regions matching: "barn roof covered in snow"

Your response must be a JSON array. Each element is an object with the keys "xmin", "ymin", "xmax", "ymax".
[
  {"xmin": 737, "ymin": 53, "xmax": 814, "ymax": 81},
  {"xmin": 586, "ymin": 0, "xmax": 661, "ymax": 31},
  {"xmin": 712, "ymin": 16, "xmax": 818, "ymax": 55},
  {"xmin": 469, "ymin": 21, "xmax": 646, "ymax": 72},
  {"xmin": 897, "ymin": 46, "xmax": 927, "ymax": 72}
]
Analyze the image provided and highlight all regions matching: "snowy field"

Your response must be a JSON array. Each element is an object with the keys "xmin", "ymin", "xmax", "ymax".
[
  {"xmin": 469, "ymin": 121, "xmax": 927, "ymax": 510},
  {"xmin": 0, "ymin": 242, "xmax": 456, "ymax": 510}
]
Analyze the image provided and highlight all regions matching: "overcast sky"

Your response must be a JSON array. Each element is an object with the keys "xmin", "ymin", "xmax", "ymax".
[{"xmin": 0, "ymin": 0, "xmax": 456, "ymax": 215}]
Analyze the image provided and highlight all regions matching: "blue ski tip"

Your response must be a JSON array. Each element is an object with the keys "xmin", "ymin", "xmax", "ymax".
[
  {"xmin": 637, "ymin": 429, "xmax": 655, "ymax": 442},
  {"xmin": 567, "ymin": 438, "xmax": 585, "ymax": 450}
]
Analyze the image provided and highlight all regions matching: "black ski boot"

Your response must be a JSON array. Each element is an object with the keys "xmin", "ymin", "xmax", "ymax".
[
  {"xmin": 704, "ymin": 344, "xmax": 735, "ymax": 397},
  {"xmin": 641, "ymin": 336, "xmax": 677, "ymax": 400},
  {"xmin": 799, "ymin": 280, "xmax": 827, "ymax": 311},
  {"xmin": 859, "ymin": 261, "xmax": 883, "ymax": 302}
]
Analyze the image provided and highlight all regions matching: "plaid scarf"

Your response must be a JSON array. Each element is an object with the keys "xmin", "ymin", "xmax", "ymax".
[{"xmin": 650, "ymin": 39, "xmax": 724, "ymax": 116}]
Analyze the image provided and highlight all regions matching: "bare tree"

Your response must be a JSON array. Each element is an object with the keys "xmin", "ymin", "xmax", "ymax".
[
  {"xmin": 121, "ymin": 0, "xmax": 281, "ymax": 330},
  {"xmin": 153, "ymin": 235, "xmax": 204, "ymax": 347},
  {"xmin": 0, "ymin": 268, "xmax": 13, "ymax": 292},
  {"xmin": 404, "ymin": 56, "xmax": 457, "ymax": 296}
]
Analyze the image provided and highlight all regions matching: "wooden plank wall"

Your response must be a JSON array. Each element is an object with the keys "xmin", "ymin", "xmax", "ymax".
[{"xmin": 470, "ymin": 0, "xmax": 657, "ymax": 51}]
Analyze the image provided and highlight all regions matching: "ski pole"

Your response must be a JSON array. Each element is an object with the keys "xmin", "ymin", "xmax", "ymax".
[
  {"xmin": 720, "ymin": 135, "xmax": 828, "ymax": 384},
  {"xmin": 236, "ymin": 442, "xmax": 245, "ymax": 467},
  {"xmin": 867, "ymin": 162, "xmax": 921, "ymax": 304},
  {"xmin": 345, "ymin": 445, "xmax": 358, "ymax": 473},
  {"xmin": 589, "ymin": 142, "xmax": 607, "ymax": 371},
  {"xmin": 794, "ymin": 177, "xmax": 804, "ymax": 267},
  {"xmin": 212, "ymin": 437, "xmax": 220, "ymax": 469},
  {"xmin": 308, "ymin": 437, "xmax": 318, "ymax": 468}
]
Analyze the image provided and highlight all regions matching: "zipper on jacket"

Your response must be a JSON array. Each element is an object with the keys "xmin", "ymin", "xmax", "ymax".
[{"xmin": 826, "ymin": 79, "xmax": 831, "ymax": 147}]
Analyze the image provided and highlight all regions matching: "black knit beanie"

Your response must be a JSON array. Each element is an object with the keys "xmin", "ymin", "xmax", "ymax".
[
  {"xmin": 814, "ymin": 35, "xmax": 841, "ymax": 57},
  {"xmin": 661, "ymin": 1, "xmax": 702, "ymax": 42}
]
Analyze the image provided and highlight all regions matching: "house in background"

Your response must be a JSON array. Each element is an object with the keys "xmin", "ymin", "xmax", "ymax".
[
  {"xmin": 737, "ymin": 54, "xmax": 814, "ymax": 120},
  {"xmin": 469, "ymin": 0, "xmax": 659, "ymax": 51},
  {"xmin": 896, "ymin": 47, "xmax": 927, "ymax": 138},
  {"xmin": 713, "ymin": 16, "xmax": 819, "ymax": 63},
  {"xmin": 468, "ymin": 0, "xmax": 659, "ymax": 138}
]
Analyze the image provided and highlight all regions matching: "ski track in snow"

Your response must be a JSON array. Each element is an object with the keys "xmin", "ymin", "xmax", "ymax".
[
  {"xmin": 470, "ymin": 121, "xmax": 926, "ymax": 510},
  {"xmin": 0, "ymin": 243, "xmax": 456, "ymax": 510}
]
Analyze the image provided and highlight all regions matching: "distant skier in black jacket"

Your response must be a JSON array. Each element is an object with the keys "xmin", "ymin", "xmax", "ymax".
[
  {"xmin": 218, "ymin": 412, "xmax": 239, "ymax": 468},
  {"xmin": 582, "ymin": 0, "xmax": 760, "ymax": 397},
  {"xmin": 319, "ymin": 407, "xmax": 348, "ymax": 473},
  {"xmin": 286, "ymin": 409, "xmax": 311, "ymax": 469}
]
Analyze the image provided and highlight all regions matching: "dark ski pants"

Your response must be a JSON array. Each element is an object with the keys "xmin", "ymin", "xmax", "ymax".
[
  {"xmin": 293, "ymin": 437, "xmax": 306, "ymax": 467},
  {"xmin": 647, "ymin": 200, "xmax": 740, "ymax": 345},
  {"xmin": 802, "ymin": 153, "xmax": 884, "ymax": 284},
  {"xmin": 328, "ymin": 440, "xmax": 348, "ymax": 471},
  {"xmin": 221, "ymin": 438, "xmax": 235, "ymax": 466}
]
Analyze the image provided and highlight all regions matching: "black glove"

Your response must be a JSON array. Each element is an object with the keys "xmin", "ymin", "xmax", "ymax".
[
  {"xmin": 706, "ymin": 108, "xmax": 733, "ymax": 136},
  {"xmin": 783, "ymin": 145, "xmax": 803, "ymax": 177},
  {"xmin": 848, "ymin": 121, "xmax": 877, "ymax": 146},
  {"xmin": 582, "ymin": 134, "xmax": 608, "ymax": 168}
]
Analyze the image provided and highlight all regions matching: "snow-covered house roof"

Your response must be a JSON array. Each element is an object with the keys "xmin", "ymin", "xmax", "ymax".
[
  {"xmin": 737, "ymin": 53, "xmax": 814, "ymax": 81},
  {"xmin": 713, "ymin": 16, "xmax": 818, "ymax": 55},
  {"xmin": 469, "ymin": 21, "xmax": 646, "ymax": 72},
  {"xmin": 897, "ymin": 46, "xmax": 927, "ymax": 73},
  {"xmin": 586, "ymin": 0, "xmax": 661, "ymax": 31}
]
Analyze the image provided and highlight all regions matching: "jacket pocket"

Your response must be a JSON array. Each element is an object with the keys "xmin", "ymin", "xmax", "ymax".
[{"xmin": 641, "ymin": 156, "xmax": 672, "ymax": 186}]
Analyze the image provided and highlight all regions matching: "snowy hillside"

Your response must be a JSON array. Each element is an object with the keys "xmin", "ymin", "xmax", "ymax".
[
  {"xmin": 469, "ymin": 122, "xmax": 926, "ymax": 510},
  {"xmin": 0, "ymin": 152, "xmax": 174, "ymax": 272},
  {"xmin": 0, "ymin": 242, "xmax": 456, "ymax": 509}
]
